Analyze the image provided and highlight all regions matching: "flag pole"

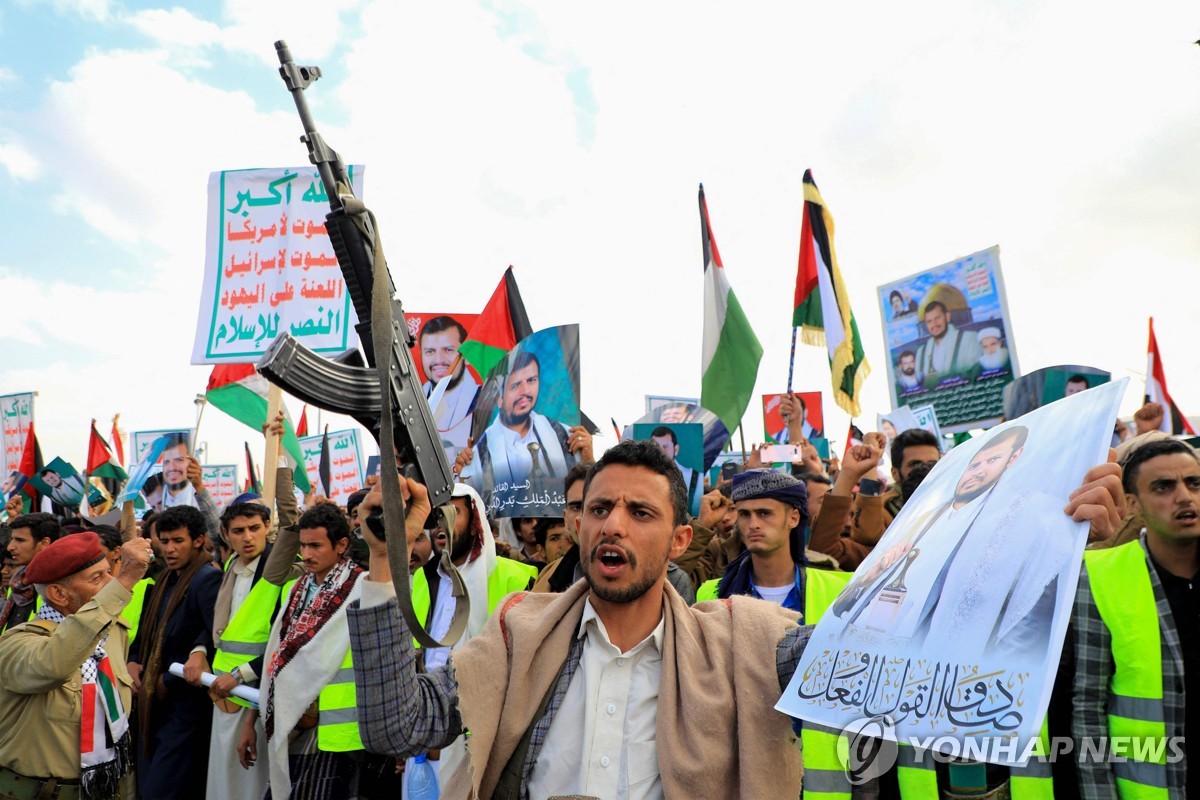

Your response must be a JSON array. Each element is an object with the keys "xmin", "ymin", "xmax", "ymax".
[
  {"xmin": 787, "ymin": 326, "xmax": 798, "ymax": 393},
  {"xmin": 262, "ymin": 384, "xmax": 283, "ymax": 515},
  {"xmin": 738, "ymin": 424, "xmax": 748, "ymax": 466},
  {"xmin": 192, "ymin": 394, "xmax": 208, "ymax": 451}
]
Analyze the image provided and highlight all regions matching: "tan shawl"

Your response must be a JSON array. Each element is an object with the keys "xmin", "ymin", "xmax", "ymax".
[{"xmin": 448, "ymin": 579, "xmax": 801, "ymax": 799}]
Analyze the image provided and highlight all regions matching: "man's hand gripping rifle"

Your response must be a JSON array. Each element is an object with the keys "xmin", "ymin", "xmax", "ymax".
[{"xmin": 258, "ymin": 40, "xmax": 469, "ymax": 647}]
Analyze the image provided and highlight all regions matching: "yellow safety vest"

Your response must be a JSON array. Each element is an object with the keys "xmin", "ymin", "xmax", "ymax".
[
  {"xmin": 212, "ymin": 563, "xmax": 286, "ymax": 709},
  {"xmin": 119, "ymin": 578, "xmax": 153, "ymax": 643},
  {"xmin": 317, "ymin": 645, "xmax": 361, "ymax": 752},
  {"xmin": 893, "ymin": 722, "xmax": 1055, "ymax": 799},
  {"xmin": 696, "ymin": 566, "xmax": 854, "ymax": 797},
  {"xmin": 410, "ymin": 556, "xmax": 539, "ymax": 646},
  {"xmin": 278, "ymin": 575, "xmax": 357, "ymax": 753},
  {"xmin": 1083, "ymin": 541, "xmax": 1170, "ymax": 799}
]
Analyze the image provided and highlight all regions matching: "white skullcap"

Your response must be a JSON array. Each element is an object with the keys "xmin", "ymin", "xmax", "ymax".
[{"xmin": 977, "ymin": 327, "xmax": 1002, "ymax": 342}]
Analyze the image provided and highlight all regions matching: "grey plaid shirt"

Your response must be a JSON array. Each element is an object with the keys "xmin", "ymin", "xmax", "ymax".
[
  {"xmin": 347, "ymin": 593, "xmax": 812, "ymax": 799},
  {"xmin": 1072, "ymin": 533, "xmax": 1186, "ymax": 799}
]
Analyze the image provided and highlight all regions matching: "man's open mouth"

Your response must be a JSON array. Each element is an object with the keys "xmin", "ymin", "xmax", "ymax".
[{"xmin": 593, "ymin": 544, "xmax": 630, "ymax": 576}]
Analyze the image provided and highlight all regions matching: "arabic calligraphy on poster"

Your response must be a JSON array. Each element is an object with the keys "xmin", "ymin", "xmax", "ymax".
[
  {"xmin": 877, "ymin": 246, "xmax": 1019, "ymax": 433},
  {"xmin": 299, "ymin": 429, "xmax": 363, "ymax": 507},
  {"xmin": 201, "ymin": 465, "xmax": 239, "ymax": 511},
  {"xmin": 777, "ymin": 381, "xmax": 1126, "ymax": 764},
  {"xmin": 191, "ymin": 166, "xmax": 364, "ymax": 364},
  {"xmin": 0, "ymin": 393, "xmax": 34, "ymax": 478}
]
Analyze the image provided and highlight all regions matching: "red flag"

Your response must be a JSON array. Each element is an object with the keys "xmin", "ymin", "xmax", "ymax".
[
  {"xmin": 296, "ymin": 404, "xmax": 309, "ymax": 438},
  {"xmin": 1146, "ymin": 318, "xmax": 1194, "ymax": 435},
  {"xmin": 18, "ymin": 422, "xmax": 41, "ymax": 507}
]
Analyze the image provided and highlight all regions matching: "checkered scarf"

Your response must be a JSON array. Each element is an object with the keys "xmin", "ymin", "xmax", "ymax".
[
  {"xmin": 37, "ymin": 605, "xmax": 131, "ymax": 799},
  {"xmin": 263, "ymin": 556, "xmax": 361, "ymax": 740}
]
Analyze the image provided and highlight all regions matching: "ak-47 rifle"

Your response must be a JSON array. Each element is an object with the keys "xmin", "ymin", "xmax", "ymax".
[{"xmin": 258, "ymin": 40, "xmax": 468, "ymax": 647}]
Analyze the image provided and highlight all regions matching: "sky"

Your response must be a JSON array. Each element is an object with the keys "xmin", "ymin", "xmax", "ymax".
[{"xmin": 1, "ymin": 0, "xmax": 1197, "ymax": 477}]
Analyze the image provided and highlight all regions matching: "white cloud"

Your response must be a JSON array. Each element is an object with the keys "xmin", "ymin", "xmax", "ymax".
[
  {"xmin": 127, "ymin": 7, "xmax": 222, "ymax": 49},
  {"xmin": 0, "ymin": 66, "xmax": 16, "ymax": 86},
  {"xmin": 0, "ymin": 138, "xmax": 39, "ymax": 180},
  {"xmin": 24, "ymin": 48, "xmax": 302, "ymax": 261},
  {"xmin": 217, "ymin": 0, "xmax": 362, "ymax": 64},
  {"xmin": 24, "ymin": 0, "xmax": 110, "ymax": 21}
]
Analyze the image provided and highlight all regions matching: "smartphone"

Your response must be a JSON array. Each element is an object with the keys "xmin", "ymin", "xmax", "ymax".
[
  {"xmin": 759, "ymin": 444, "xmax": 803, "ymax": 463},
  {"xmin": 720, "ymin": 462, "xmax": 739, "ymax": 481}
]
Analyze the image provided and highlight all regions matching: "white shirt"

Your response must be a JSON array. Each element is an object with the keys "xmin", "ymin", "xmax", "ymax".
[
  {"xmin": 230, "ymin": 554, "xmax": 261, "ymax": 613},
  {"xmin": 864, "ymin": 488, "xmax": 992, "ymax": 638},
  {"xmin": 465, "ymin": 411, "xmax": 570, "ymax": 489},
  {"xmin": 424, "ymin": 378, "xmax": 480, "ymax": 451},
  {"xmin": 754, "ymin": 582, "xmax": 793, "ymax": 606},
  {"xmin": 230, "ymin": 554, "xmax": 262, "ymax": 681},
  {"xmin": 424, "ymin": 565, "xmax": 457, "ymax": 671},
  {"xmin": 527, "ymin": 600, "xmax": 665, "ymax": 800},
  {"xmin": 163, "ymin": 481, "xmax": 198, "ymax": 509},
  {"xmin": 920, "ymin": 323, "xmax": 982, "ymax": 376}
]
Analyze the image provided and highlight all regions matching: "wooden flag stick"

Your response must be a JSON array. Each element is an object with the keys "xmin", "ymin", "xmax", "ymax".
[
  {"xmin": 262, "ymin": 384, "xmax": 283, "ymax": 514},
  {"xmin": 738, "ymin": 424, "xmax": 749, "ymax": 466},
  {"xmin": 193, "ymin": 397, "xmax": 208, "ymax": 452}
]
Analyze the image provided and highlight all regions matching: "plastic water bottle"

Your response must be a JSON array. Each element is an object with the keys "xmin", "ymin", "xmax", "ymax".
[{"xmin": 407, "ymin": 754, "xmax": 440, "ymax": 800}]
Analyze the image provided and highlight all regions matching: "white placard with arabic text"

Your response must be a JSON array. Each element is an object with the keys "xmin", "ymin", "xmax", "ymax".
[
  {"xmin": 299, "ymin": 429, "xmax": 364, "ymax": 506},
  {"xmin": 191, "ymin": 166, "xmax": 363, "ymax": 364},
  {"xmin": 0, "ymin": 393, "xmax": 34, "ymax": 478}
]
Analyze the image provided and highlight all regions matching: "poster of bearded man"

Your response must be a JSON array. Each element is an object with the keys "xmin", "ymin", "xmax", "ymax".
[
  {"xmin": 778, "ymin": 379, "xmax": 1127, "ymax": 766},
  {"xmin": 462, "ymin": 325, "xmax": 581, "ymax": 518}
]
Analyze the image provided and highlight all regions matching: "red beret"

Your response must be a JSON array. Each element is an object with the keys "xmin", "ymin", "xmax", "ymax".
[{"xmin": 25, "ymin": 532, "xmax": 107, "ymax": 584}]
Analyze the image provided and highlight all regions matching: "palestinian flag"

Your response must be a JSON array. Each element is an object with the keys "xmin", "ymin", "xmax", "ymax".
[
  {"xmin": 244, "ymin": 442, "xmax": 262, "ymax": 495},
  {"xmin": 699, "ymin": 184, "xmax": 763, "ymax": 435},
  {"xmin": 295, "ymin": 404, "xmax": 309, "ymax": 438},
  {"xmin": 843, "ymin": 423, "xmax": 864, "ymax": 460},
  {"xmin": 87, "ymin": 421, "xmax": 128, "ymax": 482},
  {"xmin": 1146, "ymin": 318, "xmax": 1194, "ymax": 435},
  {"xmin": 793, "ymin": 169, "xmax": 869, "ymax": 416},
  {"xmin": 206, "ymin": 364, "xmax": 311, "ymax": 492},
  {"xmin": 459, "ymin": 267, "xmax": 534, "ymax": 377}
]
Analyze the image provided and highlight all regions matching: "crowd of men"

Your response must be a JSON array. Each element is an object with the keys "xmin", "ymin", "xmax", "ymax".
[{"xmin": 0, "ymin": 398, "xmax": 1194, "ymax": 799}]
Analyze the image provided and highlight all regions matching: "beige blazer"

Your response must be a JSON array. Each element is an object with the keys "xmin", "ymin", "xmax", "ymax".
[{"xmin": 0, "ymin": 580, "xmax": 135, "ymax": 779}]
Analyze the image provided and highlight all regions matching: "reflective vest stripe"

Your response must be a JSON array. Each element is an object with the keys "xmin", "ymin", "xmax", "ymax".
[
  {"xmin": 317, "ymin": 646, "xmax": 362, "ymax": 753},
  {"xmin": 319, "ymin": 706, "xmax": 358, "ymax": 726},
  {"xmin": 215, "ymin": 639, "xmax": 267, "ymax": 656},
  {"xmin": 1084, "ymin": 541, "xmax": 1169, "ymax": 799},
  {"xmin": 212, "ymin": 575, "xmax": 287, "ymax": 708}
]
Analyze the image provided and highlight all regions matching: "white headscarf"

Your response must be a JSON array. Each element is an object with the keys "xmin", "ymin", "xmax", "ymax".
[{"xmin": 450, "ymin": 483, "xmax": 498, "ymax": 643}]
